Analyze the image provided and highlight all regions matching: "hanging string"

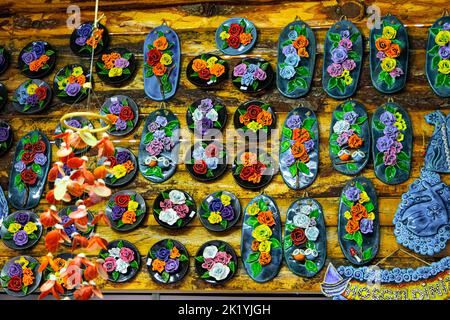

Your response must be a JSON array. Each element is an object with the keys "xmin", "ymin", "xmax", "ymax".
[{"xmin": 375, "ymin": 248, "xmax": 431, "ymax": 267}]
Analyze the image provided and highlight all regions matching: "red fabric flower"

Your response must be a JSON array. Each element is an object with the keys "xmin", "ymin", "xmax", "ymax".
[
  {"xmin": 193, "ymin": 160, "xmax": 207, "ymax": 175},
  {"xmin": 21, "ymin": 168, "xmax": 38, "ymax": 185},
  {"xmin": 228, "ymin": 23, "xmax": 244, "ymax": 37},
  {"xmin": 147, "ymin": 48, "xmax": 162, "ymax": 66},
  {"xmin": 226, "ymin": 35, "xmax": 241, "ymax": 49},
  {"xmin": 119, "ymin": 106, "xmax": 134, "ymax": 121},
  {"xmin": 21, "ymin": 152, "xmax": 35, "ymax": 165},
  {"xmin": 35, "ymin": 86, "xmax": 47, "ymax": 101},
  {"xmin": 114, "ymin": 194, "xmax": 130, "ymax": 207}
]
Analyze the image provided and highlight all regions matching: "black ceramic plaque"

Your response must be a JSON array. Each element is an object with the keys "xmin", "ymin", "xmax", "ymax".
[
  {"xmin": 186, "ymin": 53, "xmax": 229, "ymax": 87},
  {"xmin": 99, "ymin": 95, "xmax": 139, "ymax": 136},
  {"xmin": 18, "ymin": 41, "xmax": 57, "ymax": 79},
  {"xmin": 194, "ymin": 240, "xmax": 238, "ymax": 285},
  {"xmin": 284, "ymin": 198, "xmax": 326, "ymax": 278},
  {"xmin": 277, "ymin": 20, "xmax": 316, "ymax": 98},
  {"xmin": 372, "ymin": 102, "xmax": 412, "ymax": 185},
  {"xmin": 54, "ymin": 116, "xmax": 94, "ymax": 156},
  {"xmin": 8, "ymin": 130, "xmax": 51, "ymax": 210},
  {"xmin": 42, "ymin": 253, "xmax": 74, "ymax": 296},
  {"xmin": 105, "ymin": 190, "xmax": 147, "ymax": 232},
  {"xmin": 0, "ymin": 255, "xmax": 41, "ymax": 297},
  {"xmin": 53, "ymin": 64, "xmax": 92, "ymax": 103},
  {"xmin": 152, "ymin": 189, "xmax": 196, "ymax": 229},
  {"xmin": 147, "ymin": 239, "xmax": 190, "ymax": 284},
  {"xmin": 70, "ymin": 22, "xmax": 109, "ymax": 57},
  {"xmin": 0, "ymin": 120, "xmax": 13, "ymax": 157},
  {"xmin": 185, "ymin": 141, "xmax": 227, "ymax": 182},
  {"xmin": 1, "ymin": 211, "xmax": 42, "ymax": 251},
  {"xmin": 0, "ymin": 45, "xmax": 10, "ymax": 75},
  {"xmin": 99, "ymin": 239, "xmax": 141, "ymax": 283},
  {"xmin": 96, "ymin": 48, "xmax": 137, "ymax": 86},
  {"xmin": 0, "ymin": 82, "xmax": 7, "ymax": 110},
  {"xmin": 186, "ymin": 98, "xmax": 227, "ymax": 137},
  {"xmin": 232, "ymin": 148, "xmax": 275, "ymax": 190},
  {"xmin": 241, "ymin": 194, "xmax": 282, "ymax": 283},
  {"xmin": 198, "ymin": 191, "xmax": 241, "ymax": 232},
  {"xmin": 232, "ymin": 58, "xmax": 274, "ymax": 93},
  {"xmin": 12, "ymin": 79, "xmax": 53, "ymax": 114},
  {"xmin": 99, "ymin": 147, "xmax": 138, "ymax": 188},
  {"xmin": 233, "ymin": 100, "xmax": 277, "ymax": 141},
  {"xmin": 338, "ymin": 176, "xmax": 379, "ymax": 265},
  {"xmin": 56, "ymin": 206, "xmax": 95, "ymax": 247}
]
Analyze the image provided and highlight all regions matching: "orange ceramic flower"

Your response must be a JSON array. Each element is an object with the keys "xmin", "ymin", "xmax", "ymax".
[
  {"xmin": 151, "ymin": 259, "xmax": 166, "ymax": 273},
  {"xmin": 122, "ymin": 210, "xmax": 136, "ymax": 224},
  {"xmin": 23, "ymin": 267, "xmax": 33, "ymax": 277},
  {"xmin": 153, "ymin": 36, "xmax": 168, "ymax": 51},
  {"xmin": 297, "ymin": 47, "xmax": 309, "ymax": 58},
  {"xmin": 86, "ymin": 36, "xmax": 99, "ymax": 49},
  {"xmin": 170, "ymin": 246, "xmax": 181, "ymax": 259},
  {"xmin": 210, "ymin": 63, "xmax": 225, "ymax": 77},
  {"xmin": 110, "ymin": 52, "xmax": 121, "ymax": 60},
  {"xmin": 259, "ymin": 252, "xmax": 272, "ymax": 266},
  {"xmin": 293, "ymin": 35, "xmax": 309, "ymax": 49},
  {"xmin": 239, "ymin": 33, "xmax": 253, "ymax": 45},
  {"xmin": 385, "ymin": 43, "xmax": 401, "ymax": 58},
  {"xmin": 375, "ymin": 38, "xmax": 391, "ymax": 52},
  {"xmin": 348, "ymin": 134, "xmax": 363, "ymax": 148},
  {"xmin": 123, "ymin": 160, "xmax": 135, "ymax": 173},
  {"xmin": 292, "ymin": 128, "xmax": 311, "ymax": 143},
  {"xmin": 257, "ymin": 210, "xmax": 275, "ymax": 227},
  {"xmin": 350, "ymin": 203, "xmax": 368, "ymax": 221},
  {"xmin": 256, "ymin": 110, "xmax": 273, "ymax": 126},
  {"xmin": 192, "ymin": 59, "xmax": 207, "ymax": 72},
  {"xmin": 291, "ymin": 140, "xmax": 309, "ymax": 163},
  {"xmin": 240, "ymin": 152, "xmax": 257, "ymax": 166},
  {"xmin": 345, "ymin": 218, "xmax": 360, "ymax": 234},
  {"xmin": 68, "ymin": 75, "xmax": 77, "ymax": 84},
  {"xmin": 77, "ymin": 75, "xmax": 86, "ymax": 85},
  {"xmin": 105, "ymin": 61, "xmax": 114, "ymax": 70},
  {"xmin": 153, "ymin": 63, "xmax": 167, "ymax": 76},
  {"xmin": 38, "ymin": 54, "xmax": 49, "ymax": 63},
  {"xmin": 29, "ymin": 60, "xmax": 42, "ymax": 72},
  {"xmin": 239, "ymin": 113, "xmax": 251, "ymax": 126},
  {"xmin": 102, "ymin": 54, "xmax": 111, "ymax": 63},
  {"xmin": 251, "ymin": 240, "xmax": 260, "ymax": 251},
  {"xmin": 106, "ymin": 114, "xmax": 118, "ymax": 124},
  {"xmin": 93, "ymin": 28, "xmax": 104, "ymax": 40},
  {"xmin": 53, "ymin": 258, "xmax": 66, "ymax": 272},
  {"xmin": 248, "ymin": 172, "xmax": 262, "ymax": 184}
]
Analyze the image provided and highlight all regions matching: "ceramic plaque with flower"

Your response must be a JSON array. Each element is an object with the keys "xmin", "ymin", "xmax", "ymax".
[
  {"xmin": 8, "ymin": 130, "xmax": 50, "ymax": 210},
  {"xmin": 241, "ymin": 194, "xmax": 282, "ymax": 282},
  {"xmin": 143, "ymin": 24, "xmax": 180, "ymax": 101},
  {"xmin": 234, "ymin": 100, "xmax": 276, "ymax": 140},
  {"xmin": 198, "ymin": 191, "xmax": 241, "ymax": 232},
  {"xmin": 96, "ymin": 48, "xmax": 136, "ymax": 86},
  {"xmin": 284, "ymin": 198, "xmax": 326, "ymax": 278},
  {"xmin": 426, "ymin": 16, "xmax": 450, "ymax": 97},
  {"xmin": 100, "ymin": 95, "xmax": 139, "ymax": 136},
  {"xmin": 0, "ymin": 82, "xmax": 7, "ymax": 110},
  {"xmin": 323, "ymin": 20, "xmax": 362, "ymax": 99},
  {"xmin": 0, "ymin": 120, "xmax": 12, "ymax": 157},
  {"xmin": 370, "ymin": 15, "xmax": 408, "ymax": 93},
  {"xmin": 106, "ymin": 191, "xmax": 146, "ymax": 231},
  {"xmin": 338, "ymin": 177, "xmax": 379, "ymax": 265},
  {"xmin": 54, "ymin": 116, "xmax": 94, "ymax": 156},
  {"xmin": 70, "ymin": 22, "xmax": 109, "ymax": 57},
  {"xmin": 18, "ymin": 41, "xmax": 56, "ymax": 79},
  {"xmin": 277, "ymin": 20, "xmax": 316, "ymax": 98},
  {"xmin": 187, "ymin": 53, "xmax": 228, "ymax": 87},
  {"xmin": 186, "ymin": 98, "xmax": 227, "ymax": 137},
  {"xmin": 153, "ymin": 189, "xmax": 196, "ymax": 229},
  {"xmin": 139, "ymin": 109, "xmax": 180, "ymax": 183},
  {"xmin": 12, "ymin": 79, "xmax": 52, "ymax": 114},
  {"xmin": 53, "ymin": 64, "xmax": 92, "ymax": 103},
  {"xmin": 0, "ymin": 46, "xmax": 10, "ymax": 75},
  {"xmin": 54, "ymin": 206, "xmax": 95, "ymax": 246},
  {"xmin": 195, "ymin": 240, "xmax": 238, "ymax": 284},
  {"xmin": 97, "ymin": 147, "xmax": 137, "ymax": 187},
  {"xmin": 372, "ymin": 102, "xmax": 412, "ymax": 184},
  {"xmin": 147, "ymin": 239, "xmax": 189, "ymax": 284},
  {"xmin": 0, "ymin": 256, "xmax": 41, "ymax": 297},
  {"xmin": 232, "ymin": 58, "xmax": 274, "ymax": 93},
  {"xmin": 100, "ymin": 239, "xmax": 141, "ymax": 283},
  {"xmin": 279, "ymin": 107, "xmax": 319, "ymax": 190},
  {"xmin": 1, "ymin": 211, "xmax": 42, "ymax": 250},
  {"xmin": 329, "ymin": 100, "xmax": 370, "ymax": 175},
  {"xmin": 185, "ymin": 141, "xmax": 227, "ymax": 182},
  {"xmin": 215, "ymin": 18, "xmax": 257, "ymax": 55},
  {"xmin": 232, "ymin": 149, "xmax": 275, "ymax": 190}
]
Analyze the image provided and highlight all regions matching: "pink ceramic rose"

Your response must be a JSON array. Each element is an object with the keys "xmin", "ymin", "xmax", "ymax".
[
  {"xmin": 119, "ymin": 247, "xmax": 135, "ymax": 263},
  {"xmin": 201, "ymin": 258, "xmax": 215, "ymax": 270},
  {"xmin": 174, "ymin": 204, "xmax": 189, "ymax": 218},
  {"xmin": 214, "ymin": 251, "xmax": 231, "ymax": 265},
  {"xmin": 103, "ymin": 257, "xmax": 117, "ymax": 272},
  {"xmin": 160, "ymin": 199, "xmax": 173, "ymax": 210}
]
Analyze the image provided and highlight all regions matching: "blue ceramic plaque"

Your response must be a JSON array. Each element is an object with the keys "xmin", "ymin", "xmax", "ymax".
[
  {"xmin": 215, "ymin": 18, "xmax": 257, "ymax": 55},
  {"xmin": 424, "ymin": 111, "xmax": 450, "ymax": 173}
]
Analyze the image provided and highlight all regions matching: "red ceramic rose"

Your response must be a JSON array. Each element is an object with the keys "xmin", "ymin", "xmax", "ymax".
[
  {"xmin": 22, "ymin": 152, "xmax": 35, "ymax": 165},
  {"xmin": 204, "ymin": 143, "xmax": 219, "ymax": 158},
  {"xmin": 115, "ymin": 194, "xmax": 131, "ymax": 207},
  {"xmin": 7, "ymin": 276, "xmax": 22, "ymax": 292},
  {"xmin": 228, "ymin": 23, "xmax": 243, "ymax": 37},
  {"xmin": 198, "ymin": 68, "xmax": 211, "ymax": 80},
  {"xmin": 147, "ymin": 48, "xmax": 162, "ymax": 66},
  {"xmin": 119, "ymin": 106, "xmax": 134, "ymax": 121},
  {"xmin": 21, "ymin": 168, "xmax": 38, "ymax": 185},
  {"xmin": 32, "ymin": 140, "xmax": 46, "ymax": 153},
  {"xmin": 247, "ymin": 105, "xmax": 262, "ymax": 120},
  {"xmin": 290, "ymin": 227, "xmax": 307, "ymax": 246},
  {"xmin": 193, "ymin": 160, "xmax": 207, "ymax": 175},
  {"xmin": 35, "ymin": 86, "xmax": 47, "ymax": 101},
  {"xmin": 240, "ymin": 165, "xmax": 255, "ymax": 181},
  {"xmin": 226, "ymin": 36, "xmax": 240, "ymax": 49}
]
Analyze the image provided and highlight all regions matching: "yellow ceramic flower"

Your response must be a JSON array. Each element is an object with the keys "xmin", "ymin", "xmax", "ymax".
[
  {"xmin": 381, "ymin": 57, "xmax": 397, "ymax": 72},
  {"xmin": 258, "ymin": 240, "xmax": 272, "ymax": 253},
  {"xmin": 397, "ymin": 133, "xmax": 404, "ymax": 142},
  {"xmin": 247, "ymin": 202, "xmax": 260, "ymax": 216},
  {"xmin": 72, "ymin": 66, "xmax": 84, "ymax": 77},
  {"xmin": 367, "ymin": 212, "xmax": 375, "ymax": 220},
  {"xmin": 247, "ymin": 121, "xmax": 263, "ymax": 132},
  {"xmin": 112, "ymin": 164, "xmax": 127, "ymax": 179},
  {"xmin": 438, "ymin": 59, "xmax": 450, "ymax": 75},
  {"xmin": 344, "ymin": 211, "xmax": 352, "ymax": 220},
  {"xmin": 252, "ymin": 224, "xmax": 272, "ymax": 242},
  {"xmin": 160, "ymin": 53, "xmax": 172, "ymax": 66},
  {"xmin": 220, "ymin": 31, "xmax": 230, "ymax": 40},
  {"xmin": 127, "ymin": 200, "xmax": 139, "ymax": 212},
  {"xmin": 220, "ymin": 194, "xmax": 231, "ymax": 206},
  {"xmin": 435, "ymin": 30, "xmax": 450, "ymax": 46},
  {"xmin": 208, "ymin": 211, "xmax": 222, "ymax": 224},
  {"xmin": 26, "ymin": 83, "xmax": 38, "ymax": 95},
  {"xmin": 394, "ymin": 112, "xmax": 403, "ymax": 121},
  {"xmin": 394, "ymin": 119, "xmax": 407, "ymax": 131},
  {"xmin": 382, "ymin": 26, "xmax": 397, "ymax": 40},
  {"xmin": 344, "ymin": 75, "xmax": 353, "ymax": 86},
  {"xmin": 58, "ymin": 79, "xmax": 68, "ymax": 90},
  {"xmin": 206, "ymin": 56, "xmax": 218, "ymax": 69},
  {"xmin": 108, "ymin": 67, "xmax": 123, "ymax": 77},
  {"xmin": 7, "ymin": 223, "xmax": 22, "ymax": 234},
  {"xmin": 339, "ymin": 69, "xmax": 350, "ymax": 78},
  {"xmin": 358, "ymin": 191, "xmax": 370, "ymax": 204},
  {"xmin": 15, "ymin": 256, "xmax": 29, "ymax": 268},
  {"xmin": 23, "ymin": 222, "xmax": 37, "ymax": 234}
]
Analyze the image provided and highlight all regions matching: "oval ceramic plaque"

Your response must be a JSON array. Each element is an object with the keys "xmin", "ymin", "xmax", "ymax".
[
  {"xmin": 0, "ymin": 185, "xmax": 8, "ymax": 226},
  {"xmin": 152, "ymin": 189, "xmax": 196, "ymax": 229},
  {"xmin": 186, "ymin": 97, "xmax": 227, "ymax": 137},
  {"xmin": 372, "ymin": 102, "xmax": 412, "ymax": 184},
  {"xmin": 53, "ymin": 64, "xmax": 92, "ymax": 103},
  {"xmin": 279, "ymin": 107, "xmax": 319, "ymax": 189},
  {"xmin": 139, "ymin": 108, "xmax": 180, "ymax": 183},
  {"xmin": 232, "ymin": 149, "xmax": 275, "ymax": 190},
  {"xmin": 105, "ymin": 190, "xmax": 147, "ymax": 232},
  {"xmin": 55, "ymin": 206, "xmax": 95, "ymax": 247},
  {"xmin": 232, "ymin": 58, "xmax": 274, "ymax": 93},
  {"xmin": 185, "ymin": 141, "xmax": 227, "ymax": 182},
  {"xmin": 99, "ymin": 239, "xmax": 141, "ymax": 283},
  {"xmin": 338, "ymin": 177, "xmax": 379, "ymax": 265},
  {"xmin": 186, "ymin": 53, "xmax": 229, "ymax": 87},
  {"xmin": 143, "ymin": 24, "xmax": 180, "ymax": 101},
  {"xmin": 0, "ymin": 255, "xmax": 41, "ymax": 297},
  {"xmin": 0, "ymin": 46, "xmax": 10, "ymax": 75},
  {"xmin": 0, "ymin": 120, "xmax": 13, "ymax": 157},
  {"xmin": 284, "ymin": 198, "xmax": 326, "ymax": 277},
  {"xmin": 0, "ymin": 82, "xmax": 7, "ymax": 110},
  {"xmin": 424, "ymin": 111, "xmax": 450, "ymax": 173},
  {"xmin": 1, "ymin": 211, "xmax": 42, "ymax": 251},
  {"xmin": 329, "ymin": 100, "xmax": 370, "ymax": 175},
  {"xmin": 277, "ymin": 20, "xmax": 316, "ymax": 98},
  {"xmin": 426, "ymin": 16, "xmax": 450, "ymax": 98},
  {"xmin": 370, "ymin": 15, "xmax": 408, "ymax": 94},
  {"xmin": 215, "ymin": 18, "xmax": 257, "ymax": 55},
  {"xmin": 323, "ymin": 20, "xmax": 363, "ymax": 99},
  {"xmin": 233, "ymin": 100, "xmax": 276, "ymax": 141},
  {"xmin": 12, "ymin": 79, "xmax": 52, "ymax": 114},
  {"xmin": 54, "ymin": 116, "xmax": 93, "ymax": 156},
  {"xmin": 99, "ymin": 95, "xmax": 139, "ymax": 136},
  {"xmin": 198, "ymin": 191, "xmax": 241, "ymax": 232},
  {"xmin": 8, "ymin": 130, "xmax": 51, "ymax": 210},
  {"xmin": 70, "ymin": 22, "xmax": 109, "ymax": 57},
  {"xmin": 98, "ymin": 147, "xmax": 138, "ymax": 188},
  {"xmin": 18, "ymin": 41, "xmax": 57, "ymax": 79},
  {"xmin": 96, "ymin": 47, "xmax": 137, "ymax": 86},
  {"xmin": 241, "ymin": 194, "xmax": 282, "ymax": 282}
]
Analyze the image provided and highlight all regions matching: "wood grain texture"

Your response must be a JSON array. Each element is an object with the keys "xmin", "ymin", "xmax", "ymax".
[{"xmin": 0, "ymin": 0, "xmax": 449, "ymax": 295}]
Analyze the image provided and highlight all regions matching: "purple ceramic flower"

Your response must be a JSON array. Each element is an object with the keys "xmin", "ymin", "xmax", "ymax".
[
  {"xmin": 75, "ymin": 37, "xmax": 87, "ymax": 46},
  {"xmin": 21, "ymin": 51, "xmax": 37, "ymax": 65},
  {"xmin": 391, "ymin": 141, "xmax": 403, "ymax": 152},
  {"xmin": 26, "ymin": 94, "xmax": 38, "ymax": 106},
  {"xmin": 344, "ymin": 186, "xmax": 361, "ymax": 202},
  {"xmin": 146, "ymin": 139, "xmax": 164, "ymax": 156},
  {"xmin": 331, "ymin": 46, "xmax": 348, "ymax": 64},
  {"xmin": 65, "ymin": 83, "xmax": 81, "ymax": 97},
  {"xmin": 376, "ymin": 51, "xmax": 386, "ymax": 60},
  {"xmin": 34, "ymin": 153, "xmax": 47, "ymax": 165},
  {"xmin": 253, "ymin": 68, "xmax": 267, "ymax": 81},
  {"xmin": 32, "ymin": 42, "xmax": 46, "ymax": 58},
  {"xmin": 111, "ymin": 206, "xmax": 126, "ymax": 220},
  {"xmin": 233, "ymin": 63, "xmax": 247, "ymax": 77},
  {"xmin": 115, "ymin": 119, "xmax": 127, "ymax": 131},
  {"xmin": 77, "ymin": 23, "xmax": 92, "ymax": 38},
  {"xmin": 200, "ymin": 118, "xmax": 213, "ymax": 135},
  {"xmin": 14, "ymin": 161, "xmax": 26, "ymax": 173},
  {"xmin": 198, "ymin": 98, "xmax": 213, "ymax": 112},
  {"xmin": 0, "ymin": 54, "xmax": 5, "ymax": 67},
  {"xmin": 155, "ymin": 116, "xmax": 168, "ymax": 127},
  {"xmin": 389, "ymin": 67, "xmax": 404, "ymax": 78},
  {"xmin": 209, "ymin": 198, "xmax": 224, "ymax": 212},
  {"xmin": 340, "ymin": 30, "xmax": 350, "ymax": 39},
  {"xmin": 360, "ymin": 218, "xmax": 373, "ymax": 234},
  {"xmin": 116, "ymin": 151, "xmax": 130, "ymax": 164},
  {"xmin": 336, "ymin": 134, "xmax": 349, "ymax": 147},
  {"xmin": 147, "ymin": 122, "xmax": 160, "ymax": 133},
  {"xmin": 339, "ymin": 38, "xmax": 353, "ymax": 50},
  {"xmin": 161, "ymin": 137, "xmax": 173, "ymax": 150},
  {"xmin": 304, "ymin": 139, "xmax": 314, "ymax": 152},
  {"xmin": 384, "ymin": 152, "xmax": 397, "ymax": 166},
  {"xmin": 383, "ymin": 125, "xmax": 399, "ymax": 139},
  {"xmin": 379, "ymin": 111, "xmax": 396, "ymax": 126},
  {"xmin": 241, "ymin": 72, "xmax": 255, "ymax": 86},
  {"xmin": 7, "ymin": 263, "xmax": 23, "ymax": 277},
  {"xmin": 155, "ymin": 247, "xmax": 170, "ymax": 262},
  {"xmin": 165, "ymin": 258, "xmax": 180, "ymax": 273},
  {"xmin": 282, "ymin": 44, "xmax": 297, "ymax": 56},
  {"xmin": 342, "ymin": 59, "xmax": 356, "ymax": 71},
  {"xmin": 283, "ymin": 153, "xmax": 295, "ymax": 167},
  {"xmin": 15, "ymin": 212, "xmax": 30, "ymax": 226},
  {"xmin": 439, "ymin": 44, "xmax": 450, "ymax": 60},
  {"xmin": 109, "ymin": 100, "xmax": 123, "ymax": 115},
  {"xmin": 13, "ymin": 230, "xmax": 28, "ymax": 246},
  {"xmin": 376, "ymin": 135, "xmax": 394, "ymax": 152},
  {"xmin": 443, "ymin": 23, "xmax": 450, "ymax": 31},
  {"xmin": 343, "ymin": 111, "xmax": 358, "ymax": 124},
  {"xmin": 0, "ymin": 127, "xmax": 10, "ymax": 142},
  {"xmin": 65, "ymin": 119, "xmax": 81, "ymax": 128},
  {"xmin": 221, "ymin": 205, "xmax": 235, "ymax": 221},
  {"xmin": 286, "ymin": 115, "xmax": 302, "ymax": 129},
  {"xmin": 327, "ymin": 63, "xmax": 343, "ymax": 77},
  {"xmin": 114, "ymin": 58, "xmax": 129, "ymax": 69}
]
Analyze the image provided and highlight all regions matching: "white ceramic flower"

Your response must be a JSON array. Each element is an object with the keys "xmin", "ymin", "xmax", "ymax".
[
  {"xmin": 203, "ymin": 245, "xmax": 218, "ymax": 259},
  {"xmin": 205, "ymin": 109, "xmax": 218, "ymax": 122},
  {"xmin": 192, "ymin": 108, "xmax": 204, "ymax": 122},
  {"xmin": 192, "ymin": 146, "xmax": 206, "ymax": 161},
  {"xmin": 299, "ymin": 204, "xmax": 313, "ymax": 215},
  {"xmin": 333, "ymin": 120, "xmax": 350, "ymax": 134},
  {"xmin": 209, "ymin": 262, "xmax": 230, "ymax": 281},
  {"xmin": 159, "ymin": 208, "xmax": 180, "ymax": 225},
  {"xmin": 108, "ymin": 247, "xmax": 121, "ymax": 259},
  {"xmin": 205, "ymin": 157, "xmax": 219, "ymax": 170},
  {"xmin": 293, "ymin": 214, "xmax": 310, "ymax": 229},
  {"xmin": 115, "ymin": 258, "xmax": 130, "ymax": 274},
  {"xmin": 169, "ymin": 190, "xmax": 186, "ymax": 204},
  {"xmin": 305, "ymin": 226, "xmax": 319, "ymax": 241}
]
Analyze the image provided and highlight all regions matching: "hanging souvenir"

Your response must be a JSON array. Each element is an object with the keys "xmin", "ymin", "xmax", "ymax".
[
  {"xmin": 152, "ymin": 189, "xmax": 196, "ymax": 229},
  {"xmin": 0, "ymin": 82, "xmax": 7, "ymax": 109},
  {"xmin": 18, "ymin": 41, "xmax": 56, "ymax": 79},
  {"xmin": 232, "ymin": 149, "xmax": 275, "ymax": 190},
  {"xmin": 338, "ymin": 177, "xmax": 379, "ymax": 265},
  {"xmin": 8, "ymin": 130, "xmax": 51, "ymax": 210},
  {"xmin": 97, "ymin": 147, "xmax": 137, "ymax": 187},
  {"xmin": 426, "ymin": 15, "xmax": 450, "ymax": 97},
  {"xmin": 105, "ymin": 190, "xmax": 146, "ymax": 232},
  {"xmin": 186, "ymin": 98, "xmax": 227, "ymax": 137},
  {"xmin": 0, "ymin": 45, "xmax": 10, "ymax": 75},
  {"xmin": 0, "ymin": 255, "xmax": 42, "ymax": 298},
  {"xmin": 393, "ymin": 168, "xmax": 450, "ymax": 256},
  {"xmin": 186, "ymin": 53, "xmax": 228, "ymax": 87},
  {"xmin": 372, "ymin": 101, "xmax": 412, "ymax": 184},
  {"xmin": 241, "ymin": 194, "xmax": 282, "ymax": 282},
  {"xmin": 329, "ymin": 100, "xmax": 370, "ymax": 175},
  {"xmin": 0, "ymin": 185, "xmax": 8, "ymax": 226},
  {"xmin": 99, "ymin": 95, "xmax": 139, "ymax": 136},
  {"xmin": 185, "ymin": 141, "xmax": 227, "ymax": 182},
  {"xmin": 54, "ymin": 116, "xmax": 94, "ymax": 156},
  {"xmin": 53, "ymin": 64, "xmax": 92, "ymax": 103},
  {"xmin": 0, "ymin": 211, "xmax": 42, "ymax": 250},
  {"xmin": 232, "ymin": 58, "xmax": 274, "ymax": 93},
  {"xmin": 370, "ymin": 15, "xmax": 408, "ymax": 93},
  {"xmin": 139, "ymin": 108, "xmax": 180, "ymax": 183},
  {"xmin": 195, "ymin": 240, "xmax": 238, "ymax": 284},
  {"xmin": 0, "ymin": 120, "xmax": 13, "ymax": 157},
  {"xmin": 143, "ymin": 23, "xmax": 180, "ymax": 101},
  {"xmin": 12, "ymin": 79, "xmax": 52, "ymax": 114},
  {"xmin": 323, "ymin": 19, "xmax": 363, "ymax": 99},
  {"xmin": 284, "ymin": 198, "xmax": 326, "ymax": 278},
  {"xmin": 424, "ymin": 112, "xmax": 450, "ymax": 173},
  {"xmin": 279, "ymin": 106, "xmax": 319, "ymax": 190},
  {"xmin": 70, "ymin": 21, "xmax": 109, "ymax": 57},
  {"xmin": 52, "ymin": 206, "xmax": 95, "ymax": 247},
  {"xmin": 96, "ymin": 48, "xmax": 136, "ymax": 86},
  {"xmin": 233, "ymin": 100, "xmax": 276, "ymax": 141},
  {"xmin": 198, "ymin": 191, "xmax": 241, "ymax": 232},
  {"xmin": 215, "ymin": 18, "xmax": 257, "ymax": 55},
  {"xmin": 277, "ymin": 19, "xmax": 316, "ymax": 98},
  {"xmin": 99, "ymin": 239, "xmax": 141, "ymax": 283},
  {"xmin": 147, "ymin": 239, "xmax": 189, "ymax": 284}
]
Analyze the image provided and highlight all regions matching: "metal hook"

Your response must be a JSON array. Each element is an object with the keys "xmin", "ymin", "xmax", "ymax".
[
  {"xmin": 387, "ymin": 97, "xmax": 394, "ymax": 103},
  {"xmin": 302, "ymin": 190, "xmax": 309, "ymax": 199},
  {"xmin": 442, "ymin": 9, "xmax": 449, "ymax": 17},
  {"xmin": 340, "ymin": 15, "xmax": 347, "ymax": 21},
  {"xmin": 294, "ymin": 15, "xmax": 301, "ymax": 21},
  {"xmin": 162, "ymin": 19, "xmax": 168, "ymax": 26}
]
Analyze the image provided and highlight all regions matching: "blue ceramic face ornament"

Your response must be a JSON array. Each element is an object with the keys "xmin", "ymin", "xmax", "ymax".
[{"xmin": 424, "ymin": 111, "xmax": 450, "ymax": 173}]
